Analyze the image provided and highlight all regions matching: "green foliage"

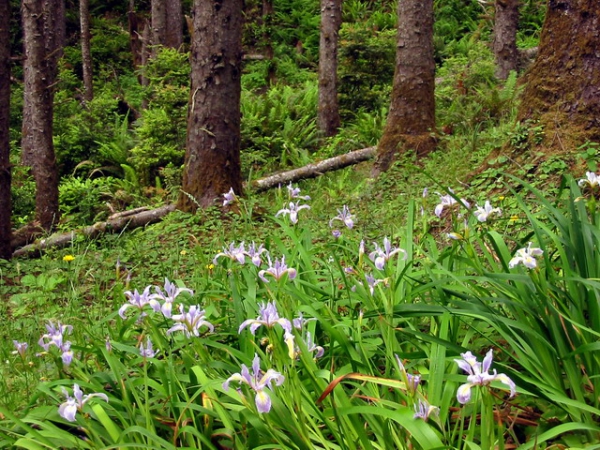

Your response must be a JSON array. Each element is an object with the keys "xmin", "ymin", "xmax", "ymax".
[
  {"xmin": 58, "ymin": 176, "xmax": 118, "ymax": 224},
  {"xmin": 338, "ymin": 24, "xmax": 396, "ymax": 117},
  {"xmin": 241, "ymin": 81, "xmax": 319, "ymax": 175}
]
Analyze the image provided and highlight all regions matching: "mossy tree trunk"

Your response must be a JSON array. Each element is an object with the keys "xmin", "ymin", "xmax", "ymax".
[
  {"xmin": 493, "ymin": 0, "xmax": 519, "ymax": 80},
  {"xmin": 0, "ymin": 0, "xmax": 11, "ymax": 259},
  {"xmin": 372, "ymin": 0, "xmax": 436, "ymax": 176},
  {"xmin": 518, "ymin": 0, "xmax": 600, "ymax": 146},
  {"xmin": 177, "ymin": 0, "xmax": 243, "ymax": 212},
  {"xmin": 317, "ymin": 0, "xmax": 342, "ymax": 137}
]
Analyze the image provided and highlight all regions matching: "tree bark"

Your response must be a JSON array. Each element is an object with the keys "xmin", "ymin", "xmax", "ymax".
[
  {"xmin": 317, "ymin": 0, "xmax": 342, "ymax": 137},
  {"xmin": 177, "ymin": 0, "xmax": 243, "ymax": 212},
  {"xmin": 128, "ymin": 0, "xmax": 142, "ymax": 71},
  {"xmin": 518, "ymin": 0, "xmax": 600, "ymax": 146},
  {"xmin": 262, "ymin": 0, "xmax": 275, "ymax": 84},
  {"xmin": 13, "ymin": 205, "xmax": 176, "ymax": 257},
  {"xmin": 251, "ymin": 146, "xmax": 376, "ymax": 192},
  {"xmin": 150, "ymin": 0, "xmax": 166, "ymax": 56},
  {"xmin": 165, "ymin": 0, "xmax": 183, "ymax": 50},
  {"xmin": 21, "ymin": 0, "xmax": 62, "ymax": 230},
  {"xmin": 79, "ymin": 0, "xmax": 93, "ymax": 101},
  {"xmin": 493, "ymin": 0, "xmax": 519, "ymax": 80},
  {"xmin": 373, "ymin": 0, "xmax": 436, "ymax": 176},
  {"xmin": 0, "ymin": 0, "xmax": 11, "ymax": 259}
]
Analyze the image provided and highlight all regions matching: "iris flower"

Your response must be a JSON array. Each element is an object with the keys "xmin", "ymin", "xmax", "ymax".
[
  {"xmin": 369, "ymin": 237, "xmax": 407, "ymax": 270},
  {"xmin": 508, "ymin": 242, "xmax": 543, "ymax": 269},
  {"xmin": 167, "ymin": 304, "xmax": 214, "ymax": 337},
  {"xmin": 223, "ymin": 354, "xmax": 285, "ymax": 413},
  {"xmin": 578, "ymin": 171, "xmax": 600, "ymax": 189},
  {"xmin": 287, "ymin": 183, "xmax": 311, "ymax": 200},
  {"xmin": 258, "ymin": 256, "xmax": 297, "ymax": 283},
  {"xmin": 118, "ymin": 286, "xmax": 159, "ymax": 318},
  {"xmin": 275, "ymin": 201, "xmax": 310, "ymax": 224},
  {"xmin": 434, "ymin": 190, "xmax": 470, "ymax": 217},
  {"xmin": 58, "ymin": 384, "xmax": 108, "ymax": 422},
  {"xmin": 245, "ymin": 242, "xmax": 269, "ymax": 267},
  {"xmin": 455, "ymin": 349, "xmax": 516, "ymax": 404},
  {"xmin": 414, "ymin": 399, "xmax": 439, "ymax": 421},
  {"xmin": 474, "ymin": 200, "xmax": 502, "ymax": 222},
  {"xmin": 238, "ymin": 301, "xmax": 292, "ymax": 334},
  {"xmin": 13, "ymin": 340, "xmax": 28, "ymax": 359},
  {"xmin": 222, "ymin": 188, "xmax": 237, "ymax": 206},
  {"xmin": 329, "ymin": 205, "xmax": 355, "ymax": 229},
  {"xmin": 213, "ymin": 242, "xmax": 246, "ymax": 265},
  {"xmin": 139, "ymin": 336, "xmax": 158, "ymax": 358},
  {"xmin": 153, "ymin": 278, "xmax": 194, "ymax": 318}
]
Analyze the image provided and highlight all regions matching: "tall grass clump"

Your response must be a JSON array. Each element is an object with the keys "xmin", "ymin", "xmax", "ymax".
[{"xmin": 2, "ymin": 173, "xmax": 600, "ymax": 449}]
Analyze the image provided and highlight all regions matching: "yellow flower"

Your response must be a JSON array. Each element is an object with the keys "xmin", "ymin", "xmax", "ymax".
[
  {"xmin": 180, "ymin": 250, "xmax": 187, "ymax": 256},
  {"xmin": 63, "ymin": 255, "xmax": 75, "ymax": 262},
  {"xmin": 498, "ymin": 196, "xmax": 505, "ymax": 201},
  {"xmin": 509, "ymin": 215, "xmax": 519, "ymax": 223},
  {"xmin": 206, "ymin": 263, "xmax": 215, "ymax": 271}
]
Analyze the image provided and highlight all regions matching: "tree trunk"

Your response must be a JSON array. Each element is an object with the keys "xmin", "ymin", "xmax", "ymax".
[
  {"xmin": 0, "ymin": 0, "xmax": 11, "ymax": 259},
  {"xmin": 317, "ymin": 0, "xmax": 342, "ymax": 137},
  {"xmin": 493, "ymin": 0, "xmax": 519, "ymax": 80},
  {"xmin": 372, "ymin": 0, "xmax": 436, "ymax": 176},
  {"xmin": 165, "ymin": 0, "xmax": 183, "ymax": 50},
  {"xmin": 128, "ymin": 0, "xmax": 142, "ymax": 71},
  {"xmin": 177, "ymin": 0, "xmax": 243, "ymax": 212},
  {"xmin": 21, "ymin": 0, "xmax": 62, "ymax": 230},
  {"xmin": 151, "ymin": 0, "xmax": 166, "ymax": 55},
  {"xmin": 79, "ymin": 0, "xmax": 93, "ymax": 101},
  {"xmin": 262, "ymin": 0, "xmax": 275, "ymax": 84},
  {"xmin": 518, "ymin": 0, "xmax": 600, "ymax": 146}
]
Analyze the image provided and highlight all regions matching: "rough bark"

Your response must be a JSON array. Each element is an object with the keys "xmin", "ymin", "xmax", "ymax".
[
  {"xmin": 79, "ymin": 0, "xmax": 93, "ymax": 101},
  {"xmin": 150, "ymin": 0, "xmax": 166, "ymax": 55},
  {"xmin": 177, "ymin": 0, "xmax": 243, "ymax": 212},
  {"xmin": 128, "ymin": 0, "xmax": 142, "ymax": 70},
  {"xmin": 317, "ymin": 0, "xmax": 342, "ymax": 137},
  {"xmin": 493, "ymin": 0, "xmax": 520, "ymax": 80},
  {"xmin": 251, "ymin": 146, "xmax": 376, "ymax": 192},
  {"xmin": 21, "ymin": 0, "xmax": 62, "ymax": 230},
  {"xmin": 373, "ymin": 0, "xmax": 436, "ymax": 176},
  {"xmin": 518, "ymin": 0, "xmax": 600, "ymax": 146},
  {"xmin": 165, "ymin": 0, "xmax": 183, "ymax": 50},
  {"xmin": 13, "ymin": 205, "xmax": 176, "ymax": 257},
  {"xmin": 0, "ymin": 0, "xmax": 11, "ymax": 259}
]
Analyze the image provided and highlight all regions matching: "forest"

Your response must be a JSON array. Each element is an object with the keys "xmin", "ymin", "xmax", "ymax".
[{"xmin": 1, "ymin": 0, "xmax": 600, "ymax": 448}]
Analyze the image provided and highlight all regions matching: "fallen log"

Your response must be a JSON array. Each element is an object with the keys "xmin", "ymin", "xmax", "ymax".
[
  {"xmin": 249, "ymin": 146, "xmax": 376, "ymax": 192},
  {"xmin": 13, "ymin": 204, "xmax": 176, "ymax": 257},
  {"xmin": 11, "ymin": 147, "xmax": 377, "ymax": 257}
]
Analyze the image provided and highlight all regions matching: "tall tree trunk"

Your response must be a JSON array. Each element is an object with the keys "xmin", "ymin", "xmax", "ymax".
[
  {"xmin": 140, "ymin": 19, "xmax": 150, "ymax": 109},
  {"xmin": 0, "ymin": 0, "xmax": 11, "ymax": 259},
  {"xmin": 518, "ymin": 0, "xmax": 600, "ymax": 147},
  {"xmin": 493, "ymin": 0, "xmax": 519, "ymax": 80},
  {"xmin": 21, "ymin": 0, "xmax": 62, "ymax": 230},
  {"xmin": 128, "ymin": 0, "xmax": 142, "ymax": 71},
  {"xmin": 373, "ymin": 0, "xmax": 436, "ymax": 175},
  {"xmin": 177, "ymin": 0, "xmax": 243, "ymax": 212},
  {"xmin": 151, "ymin": 0, "xmax": 166, "ymax": 55},
  {"xmin": 79, "ymin": 0, "xmax": 93, "ymax": 101},
  {"xmin": 317, "ymin": 0, "xmax": 342, "ymax": 137},
  {"xmin": 165, "ymin": 0, "xmax": 183, "ymax": 50}
]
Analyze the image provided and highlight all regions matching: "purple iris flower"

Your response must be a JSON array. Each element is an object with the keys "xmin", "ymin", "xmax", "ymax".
[
  {"xmin": 258, "ymin": 256, "xmax": 297, "ymax": 283},
  {"xmin": 153, "ymin": 278, "xmax": 194, "ymax": 318},
  {"xmin": 58, "ymin": 384, "xmax": 108, "ymax": 422},
  {"xmin": 414, "ymin": 399, "xmax": 439, "ymax": 421},
  {"xmin": 118, "ymin": 286, "xmax": 159, "ymax": 319},
  {"xmin": 213, "ymin": 242, "xmax": 247, "ymax": 265},
  {"xmin": 275, "ymin": 201, "xmax": 310, "ymax": 224},
  {"xmin": 455, "ymin": 349, "xmax": 516, "ymax": 404},
  {"xmin": 245, "ymin": 242, "xmax": 269, "ymax": 267},
  {"xmin": 222, "ymin": 188, "xmax": 237, "ymax": 206},
  {"xmin": 368, "ymin": 237, "xmax": 407, "ymax": 270},
  {"xmin": 13, "ymin": 340, "xmax": 28, "ymax": 359},
  {"xmin": 238, "ymin": 301, "xmax": 292, "ymax": 334},
  {"xmin": 223, "ymin": 353, "xmax": 285, "ymax": 413},
  {"xmin": 287, "ymin": 183, "xmax": 311, "ymax": 200},
  {"xmin": 139, "ymin": 336, "xmax": 158, "ymax": 358},
  {"xmin": 434, "ymin": 189, "xmax": 470, "ymax": 217},
  {"xmin": 329, "ymin": 205, "xmax": 355, "ymax": 229},
  {"xmin": 167, "ymin": 304, "xmax": 214, "ymax": 338}
]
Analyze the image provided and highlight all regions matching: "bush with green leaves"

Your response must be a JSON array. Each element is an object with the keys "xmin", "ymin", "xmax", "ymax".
[{"xmin": 58, "ymin": 176, "xmax": 119, "ymax": 225}]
